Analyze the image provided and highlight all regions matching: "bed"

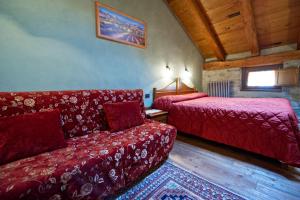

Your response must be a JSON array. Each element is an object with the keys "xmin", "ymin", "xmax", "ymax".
[{"xmin": 152, "ymin": 78, "xmax": 300, "ymax": 167}]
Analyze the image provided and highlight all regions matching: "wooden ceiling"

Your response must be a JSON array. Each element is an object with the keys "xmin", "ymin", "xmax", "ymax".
[{"xmin": 166, "ymin": 0, "xmax": 300, "ymax": 61}]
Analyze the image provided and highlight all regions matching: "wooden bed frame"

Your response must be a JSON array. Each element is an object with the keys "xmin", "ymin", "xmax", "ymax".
[{"xmin": 153, "ymin": 78, "xmax": 197, "ymax": 101}]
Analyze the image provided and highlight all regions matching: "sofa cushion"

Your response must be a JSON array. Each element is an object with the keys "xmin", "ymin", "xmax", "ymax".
[
  {"xmin": 104, "ymin": 101, "xmax": 144, "ymax": 132},
  {"xmin": 0, "ymin": 90, "xmax": 145, "ymax": 138},
  {"xmin": 0, "ymin": 120, "xmax": 176, "ymax": 200},
  {"xmin": 0, "ymin": 110, "xmax": 66, "ymax": 165}
]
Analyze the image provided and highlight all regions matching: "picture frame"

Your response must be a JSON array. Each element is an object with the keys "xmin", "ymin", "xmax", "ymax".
[{"xmin": 95, "ymin": 2, "xmax": 147, "ymax": 49}]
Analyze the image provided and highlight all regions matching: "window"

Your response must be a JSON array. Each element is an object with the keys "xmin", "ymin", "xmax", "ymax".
[{"xmin": 241, "ymin": 65, "xmax": 282, "ymax": 92}]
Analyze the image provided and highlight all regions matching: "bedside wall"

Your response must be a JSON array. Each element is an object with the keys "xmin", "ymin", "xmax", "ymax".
[{"xmin": 0, "ymin": 0, "xmax": 204, "ymax": 107}]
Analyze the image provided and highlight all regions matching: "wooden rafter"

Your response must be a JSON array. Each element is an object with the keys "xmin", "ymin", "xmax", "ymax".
[
  {"xmin": 167, "ymin": 0, "xmax": 300, "ymax": 58},
  {"xmin": 166, "ymin": 0, "xmax": 226, "ymax": 60},
  {"xmin": 204, "ymin": 50, "xmax": 300, "ymax": 70},
  {"xmin": 240, "ymin": 0, "xmax": 259, "ymax": 56},
  {"xmin": 194, "ymin": 0, "xmax": 226, "ymax": 60}
]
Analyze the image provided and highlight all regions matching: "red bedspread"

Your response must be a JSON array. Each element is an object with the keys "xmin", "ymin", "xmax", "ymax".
[{"xmin": 154, "ymin": 94, "xmax": 300, "ymax": 166}]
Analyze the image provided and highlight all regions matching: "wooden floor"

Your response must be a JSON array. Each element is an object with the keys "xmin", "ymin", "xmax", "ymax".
[{"xmin": 168, "ymin": 133, "xmax": 300, "ymax": 200}]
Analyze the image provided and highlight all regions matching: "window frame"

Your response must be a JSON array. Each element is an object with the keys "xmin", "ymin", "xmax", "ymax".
[{"xmin": 241, "ymin": 64, "xmax": 282, "ymax": 92}]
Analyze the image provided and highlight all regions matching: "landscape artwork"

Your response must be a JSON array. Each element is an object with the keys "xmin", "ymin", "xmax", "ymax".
[{"xmin": 95, "ymin": 2, "xmax": 147, "ymax": 48}]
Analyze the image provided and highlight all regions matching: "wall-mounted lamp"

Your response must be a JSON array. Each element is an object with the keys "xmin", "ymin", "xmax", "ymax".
[
  {"xmin": 166, "ymin": 65, "xmax": 171, "ymax": 71},
  {"xmin": 185, "ymin": 66, "xmax": 189, "ymax": 72}
]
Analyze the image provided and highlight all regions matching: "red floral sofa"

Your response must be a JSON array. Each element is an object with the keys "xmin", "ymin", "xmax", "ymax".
[{"xmin": 0, "ymin": 89, "xmax": 177, "ymax": 200}]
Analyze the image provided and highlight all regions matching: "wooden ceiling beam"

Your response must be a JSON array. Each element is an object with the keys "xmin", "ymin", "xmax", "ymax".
[
  {"xmin": 240, "ymin": 0, "xmax": 259, "ymax": 56},
  {"xmin": 194, "ymin": 0, "xmax": 226, "ymax": 60},
  {"xmin": 166, "ymin": 0, "xmax": 226, "ymax": 60},
  {"xmin": 204, "ymin": 50, "xmax": 300, "ymax": 70},
  {"xmin": 167, "ymin": 0, "xmax": 300, "ymax": 57}
]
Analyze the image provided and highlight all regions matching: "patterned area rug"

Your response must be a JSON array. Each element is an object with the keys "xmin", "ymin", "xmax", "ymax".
[{"xmin": 117, "ymin": 161, "xmax": 246, "ymax": 200}]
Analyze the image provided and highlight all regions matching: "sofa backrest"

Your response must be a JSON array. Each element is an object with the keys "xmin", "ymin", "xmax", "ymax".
[{"xmin": 0, "ymin": 89, "xmax": 145, "ymax": 138}]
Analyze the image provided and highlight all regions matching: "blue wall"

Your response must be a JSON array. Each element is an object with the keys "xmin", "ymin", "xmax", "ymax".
[{"xmin": 0, "ymin": 0, "xmax": 203, "ymax": 107}]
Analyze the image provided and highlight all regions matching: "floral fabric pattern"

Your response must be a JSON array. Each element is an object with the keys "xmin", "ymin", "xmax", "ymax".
[
  {"xmin": 0, "ymin": 121, "xmax": 176, "ymax": 200},
  {"xmin": 0, "ymin": 89, "xmax": 177, "ymax": 199},
  {"xmin": 0, "ymin": 90, "xmax": 145, "ymax": 138}
]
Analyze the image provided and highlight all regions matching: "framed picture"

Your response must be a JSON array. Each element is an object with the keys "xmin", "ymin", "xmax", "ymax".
[{"xmin": 95, "ymin": 2, "xmax": 147, "ymax": 48}]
